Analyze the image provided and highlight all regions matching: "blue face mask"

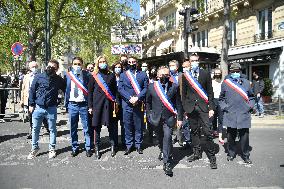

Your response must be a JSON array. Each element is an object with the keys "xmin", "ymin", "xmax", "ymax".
[
  {"xmin": 231, "ymin": 72, "xmax": 240, "ymax": 79},
  {"xmin": 141, "ymin": 67, "xmax": 147, "ymax": 72},
  {"xmin": 99, "ymin": 63, "xmax": 107, "ymax": 70},
  {"xmin": 114, "ymin": 67, "xmax": 121, "ymax": 74},
  {"xmin": 191, "ymin": 62, "xmax": 199, "ymax": 71},
  {"xmin": 73, "ymin": 65, "xmax": 81, "ymax": 73}
]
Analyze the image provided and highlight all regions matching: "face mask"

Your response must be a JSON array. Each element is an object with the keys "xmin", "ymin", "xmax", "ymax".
[
  {"xmin": 99, "ymin": 63, "xmax": 107, "ymax": 70},
  {"xmin": 159, "ymin": 75, "xmax": 169, "ymax": 84},
  {"xmin": 191, "ymin": 62, "xmax": 199, "ymax": 71},
  {"xmin": 214, "ymin": 74, "xmax": 221, "ymax": 79},
  {"xmin": 142, "ymin": 67, "xmax": 147, "ymax": 72},
  {"xmin": 46, "ymin": 66, "xmax": 56, "ymax": 76},
  {"xmin": 169, "ymin": 66, "xmax": 177, "ymax": 73},
  {"xmin": 73, "ymin": 65, "xmax": 81, "ymax": 73},
  {"xmin": 114, "ymin": 67, "xmax": 121, "ymax": 74},
  {"xmin": 183, "ymin": 67, "xmax": 190, "ymax": 73},
  {"xmin": 231, "ymin": 72, "xmax": 240, "ymax": 79},
  {"xmin": 30, "ymin": 68, "xmax": 38, "ymax": 73},
  {"xmin": 129, "ymin": 64, "xmax": 136, "ymax": 70}
]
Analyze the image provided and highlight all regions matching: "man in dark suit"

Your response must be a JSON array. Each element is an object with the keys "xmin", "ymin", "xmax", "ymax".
[
  {"xmin": 181, "ymin": 53, "xmax": 217, "ymax": 169},
  {"xmin": 118, "ymin": 56, "xmax": 149, "ymax": 154},
  {"xmin": 146, "ymin": 66, "xmax": 183, "ymax": 176}
]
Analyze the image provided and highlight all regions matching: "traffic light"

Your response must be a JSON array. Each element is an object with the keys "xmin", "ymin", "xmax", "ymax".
[{"xmin": 186, "ymin": 7, "xmax": 199, "ymax": 33}]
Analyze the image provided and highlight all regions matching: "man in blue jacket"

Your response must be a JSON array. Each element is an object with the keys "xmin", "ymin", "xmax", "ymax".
[
  {"xmin": 28, "ymin": 59, "xmax": 66, "ymax": 159},
  {"xmin": 65, "ymin": 57, "xmax": 91, "ymax": 157},
  {"xmin": 118, "ymin": 56, "xmax": 148, "ymax": 155}
]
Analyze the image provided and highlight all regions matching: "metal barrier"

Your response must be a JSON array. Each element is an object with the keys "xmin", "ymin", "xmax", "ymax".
[{"xmin": 0, "ymin": 87, "xmax": 25, "ymax": 122}]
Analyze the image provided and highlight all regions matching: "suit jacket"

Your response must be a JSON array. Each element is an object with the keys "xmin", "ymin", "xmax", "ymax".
[
  {"xmin": 219, "ymin": 77, "xmax": 254, "ymax": 129},
  {"xmin": 88, "ymin": 71, "xmax": 116, "ymax": 127},
  {"xmin": 118, "ymin": 70, "xmax": 148, "ymax": 110},
  {"xmin": 64, "ymin": 70, "xmax": 90, "ymax": 107},
  {"xmin": 146, "ymin": 81, "xmax": 183, "ymax": 127},
  {"xmin": 20, "ymin": 73, "xmax": 35, "ymax": 106},
  {"xmin": 181, "ymin": 69, "xmax": 214, "ymax": 113}
]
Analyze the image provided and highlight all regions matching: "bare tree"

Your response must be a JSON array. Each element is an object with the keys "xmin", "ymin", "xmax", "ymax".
[{"xmin": 220, "ymin": 0, "xmax": 231, "ymax": 79}]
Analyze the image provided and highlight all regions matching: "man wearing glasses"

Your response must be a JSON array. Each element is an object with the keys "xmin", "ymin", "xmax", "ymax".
[
  {"xmin": 219, "ymin": 63, "xmax": 254, "ymax": 164},
  {"xmin": 118, "ymin": 56, "xmax": 149, "ymax": 155}
]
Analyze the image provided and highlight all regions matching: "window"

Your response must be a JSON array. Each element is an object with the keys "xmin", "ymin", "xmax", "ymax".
[
  {"xmin": 192, "ymin": 30, "xmax": 208, "ymax": 47},
  {"xmin": 164, "ymin": 40, "xmax": 176, "ymax": 54},
  {"xmin": 191, "ymin": 0, "xmax": 207, "ymax": 13},
  {"xmin": 257, "ymin": 7, "xmax": 272, "ymax": 40},
  {"xmin": 164, "ymin": 12, "xmax": 176, "ymax": 30},
  {"xmin": 229, "ymin": 21, "xmax": 236, "ymax": 46}
]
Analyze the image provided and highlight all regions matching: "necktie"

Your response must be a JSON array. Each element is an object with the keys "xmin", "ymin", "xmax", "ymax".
[
  {"xmin": 194, "ymin": 71, "xmax": 198, "ymax": 79},
  {"xmin": 74, "ymin": 74, "xmax": 79, "ymax": 98}
]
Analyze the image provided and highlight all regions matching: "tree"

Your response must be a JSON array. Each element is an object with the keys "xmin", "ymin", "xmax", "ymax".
[
  {"xmin": 220, "ymin": 0, "xmax": 231, "ymax": 80},
  {"xmin": 0, "ymin": 0, "xmax": 136, "ymax": 64}
]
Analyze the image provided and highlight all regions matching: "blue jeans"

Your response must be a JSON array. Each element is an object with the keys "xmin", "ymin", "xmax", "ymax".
[
  {"xmin": 254, "ymin": 97, "xmax": 264, "ymax": 115},
  {"xmin": 32, "ymin": 105, "xmax": 57, "ymax": 150},
  {"xmin": 68, "ymin": 102, "xmax": 91, "ymax": 151}
]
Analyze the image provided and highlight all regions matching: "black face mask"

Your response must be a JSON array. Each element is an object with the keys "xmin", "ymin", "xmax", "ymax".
[
  {"xmin": 46, "ymin": 66, "xmax": 56, "ymax": 76},
  {"xmin": 214, "ymin": 75, "xmax": 222, "ymax": 79},
  {"xmin": 150, "ymin": 70, "xmax": 157, "ymax": 79},
  {"xmin": 129, "ymin": 64, "xmax": 136, "ymax": 70},
  {"xmin": 159, "ymin": 75, "xmax": 169, "ymax": 84}
]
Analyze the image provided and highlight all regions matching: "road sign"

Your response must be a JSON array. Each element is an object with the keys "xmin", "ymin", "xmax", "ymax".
[{"xmin": 11, "ymin": 42, "xmax": 24, "ymax": 56}]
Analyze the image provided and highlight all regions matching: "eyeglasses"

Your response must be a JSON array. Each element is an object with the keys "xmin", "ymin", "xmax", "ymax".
[{"xmin": 128, "ymin": 61, "xmax": 137, "ymax": 64}]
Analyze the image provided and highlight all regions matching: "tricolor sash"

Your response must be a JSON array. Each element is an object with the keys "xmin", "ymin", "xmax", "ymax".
[
  {"xmin": 66, "ymin": 71, "xmax": 88, "ymax": 96},
  {"xmin": 92, "ymin": 73, "xmax": 116, "ymax": 102},
  {"xmin": 170, "ymin": 74, "xmax": 178, "ymax": 84},
  {"xmin": 224, "ymin": 78, "xmax": 249, "ymax": 102},
  {"xmin": 153, "ymin": 81, "xmax": 177, "ymax": 115},
  {"xmin": 184, "ymin": 71, "xmax": 209, "ymax": 104},
  {"xmin": 125, "ymin": 70, "xmax": 141, "ymax": 95}
]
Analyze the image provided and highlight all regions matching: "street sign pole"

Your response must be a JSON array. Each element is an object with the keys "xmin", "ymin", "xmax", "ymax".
[{"xmin": 45, "ymin": 0, "xmax": 51, "ymax": 66}]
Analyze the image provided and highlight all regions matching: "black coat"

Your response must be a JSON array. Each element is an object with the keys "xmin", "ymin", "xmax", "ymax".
[
  {"xmin": 146, "ymin": 81, "xmax": 183, "ymax": 127},
  {"xmin": 88, "ymin": 71, "xmax": 116, "ymax": 127},
  {"xmin": 181, "ymin": 69, "xmax": 214, "ymax": 113}
]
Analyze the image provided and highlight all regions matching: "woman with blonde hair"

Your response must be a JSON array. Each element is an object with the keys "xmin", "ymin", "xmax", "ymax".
[{"xmin": 88, "ymin": 55, "xmax": 117, "ymax": 159}]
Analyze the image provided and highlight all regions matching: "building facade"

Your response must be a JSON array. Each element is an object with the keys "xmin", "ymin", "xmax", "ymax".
[{"xmin": 140, "ymin": 0, "xmax": 284, "ymax": 99}]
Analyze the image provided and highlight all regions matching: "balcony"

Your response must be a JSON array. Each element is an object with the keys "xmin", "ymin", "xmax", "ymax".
[
  {"xmin": 142, "ymin": 24, "xmax": 177, "ymax": 43},
  {"xmin": 254, "ymin": 31, "xmax": 273, "ymax": 42}
]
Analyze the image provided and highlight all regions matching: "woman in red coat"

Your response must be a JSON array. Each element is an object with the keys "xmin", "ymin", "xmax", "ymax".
[{"xmin": 88, "ymin": 55, "xmax": 117, "ymax": 159}]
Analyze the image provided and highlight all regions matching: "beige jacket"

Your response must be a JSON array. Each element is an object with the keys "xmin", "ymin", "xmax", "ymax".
[{"xmin": 20, "ymin": 73, "xmax": 34, "ymax": 106}]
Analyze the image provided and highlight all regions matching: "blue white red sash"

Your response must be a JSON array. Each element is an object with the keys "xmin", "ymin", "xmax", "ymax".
[
  {"xmin": 170, "ymin": 74, "xmax": 178, "ymax": 84},
  {"xmin": 224, "ymin": 78, "xmax": 249, "ymax": 102},
  {"xmin": 184, "ymin": 71, "xmax": 208, "ymax": 104},
  {"xmin": 125, "ymin": 70, "xmax": 141, "ymax": 95},
  {"xmin": 153, "ymin": 81, "xmax": 177, "ymax": 115},
  {"xmin": 92, "ymin": 73, "xmax": 116, "ymax": 102},
  {"xmin": 66, "ymin": 71, "xmax": 88, "ymax": 96}
]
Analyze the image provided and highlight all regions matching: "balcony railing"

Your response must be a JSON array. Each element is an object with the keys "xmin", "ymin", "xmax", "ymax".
[
  {"xmin": 141, "ymin": 0, "xmax": 174, "ymax": 22},
  {"xmin": 254, "ymin": 31, "xmax": 273, "ymax": 42},
  {"xmin": 142, "ymin": 24, "xmax": 177, "ymax": 42}
]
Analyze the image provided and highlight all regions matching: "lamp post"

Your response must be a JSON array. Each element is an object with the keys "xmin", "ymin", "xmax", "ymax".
[{"xmin": 45, "ymin": 0, "xmax": 51, "ymax": 66}]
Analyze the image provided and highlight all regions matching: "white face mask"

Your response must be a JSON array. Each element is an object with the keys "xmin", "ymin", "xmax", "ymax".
[
  {"xmin": 183, "ymin": 67, "xmax": 190, "ymax": 73},
  {"xmin": 73, "ymin": 65, "xmax": 81, "ymax": 73},
  {"xmin": 169, "ymin": 66, "xmax": 177, "ymax": 73},
  {"xmin": 30, "ymin": 67, "xmax": 38, "ymax": 73},
  {"xmin": 191, "ymin": 61, "xmax": 199, "ymax": 71}
]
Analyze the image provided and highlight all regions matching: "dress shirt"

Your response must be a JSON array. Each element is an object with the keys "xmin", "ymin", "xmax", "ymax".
[{"xmin": 69, "ymin": 72, "xmax": 85, "ymax": 102}]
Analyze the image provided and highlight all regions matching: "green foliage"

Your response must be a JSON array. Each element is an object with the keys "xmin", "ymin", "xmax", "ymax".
[{"xmin": 263, "ymin": 78, "xmax": 273, "ymax": 96}]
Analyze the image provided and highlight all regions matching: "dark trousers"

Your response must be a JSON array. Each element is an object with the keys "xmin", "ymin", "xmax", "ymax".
[
  {"xmin": 210, "ymin": 98, "xmax": 223, "ymax": 132},
  {"xmin": 93, "ymin": 124, "xmax": 117, "ymax": 147},
  {"xmin": 0, "ymin": 98, "xmax": 7, "ymax": 119},
  {"xmin": 123, "ymin": 108, "xmax": 143, "ymax": 149},
  {"xmin": 155, "ymin": 120, "xmax": 173, "ymax": 163},
  {"xmin": 188, "ymin": 106, "xmax": 215, "ymax": 158},
  {"xmin": 227, "ymin": 127, "xmax": 250, "ymax": 159}
]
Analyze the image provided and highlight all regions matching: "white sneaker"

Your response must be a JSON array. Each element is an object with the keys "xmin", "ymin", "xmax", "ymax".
[
  {"xmin": 0, "ymin": 119, "xmax": 5, "ymax": 123},
  {"xmin": 27, "ymin": 148, "xmax": 40, "ymax": 159},
  {"xmin": 49, "ymin": 149, "xmax": 56, "ymax": 159}
]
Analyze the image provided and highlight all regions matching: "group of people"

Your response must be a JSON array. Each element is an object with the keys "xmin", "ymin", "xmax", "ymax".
[{"xmin": 9, "ymin": 52, "xmax": 262, "ymax": 176}]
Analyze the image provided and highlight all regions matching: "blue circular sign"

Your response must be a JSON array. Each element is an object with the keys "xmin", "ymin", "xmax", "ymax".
[{"xmin": 11, "ymin": 42, "xmax": 24, "ymax": 56}]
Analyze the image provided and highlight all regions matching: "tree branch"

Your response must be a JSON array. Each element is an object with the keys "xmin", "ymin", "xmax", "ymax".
[
  {"xmin": 16, "ymin": 0, "xmax": 29, "ymax": 12},
  {"xmin": 50, "ymin": 0, "xmax": 68, "ymax": 39}
]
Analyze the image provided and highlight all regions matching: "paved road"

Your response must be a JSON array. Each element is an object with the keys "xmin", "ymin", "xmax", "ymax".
[{"xmin": 0, "ymin": 120, "xmax": 283, "ymax": 189}]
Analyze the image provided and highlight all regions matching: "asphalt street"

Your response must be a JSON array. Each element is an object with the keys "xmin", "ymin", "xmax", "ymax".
[{"xmin": 0, "ymin": 119, "xmax": 283, "ymax": 189}]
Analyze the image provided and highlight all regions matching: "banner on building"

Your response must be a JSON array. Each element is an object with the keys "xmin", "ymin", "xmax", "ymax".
[{"xmin": 111, "ymin": 44, "xmax": 142, "ymax": 55}]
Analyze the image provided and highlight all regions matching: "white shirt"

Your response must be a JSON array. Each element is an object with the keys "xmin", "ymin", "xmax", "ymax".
[
  {"xmin": 212, "ymin": 79, "xmax": 222, "ymax": 98},
  {"xmin": 69, "ymin": 73, "xmax": 85, "ymax": 102}
]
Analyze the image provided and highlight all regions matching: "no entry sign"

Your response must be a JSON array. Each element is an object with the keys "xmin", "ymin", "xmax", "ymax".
[{"xmin": 11, "ymin": 42, "xmax": 24, "ymax": 56}]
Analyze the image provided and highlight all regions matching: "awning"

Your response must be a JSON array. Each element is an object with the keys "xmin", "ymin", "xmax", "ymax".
[
  {"xmin": 146, "ymin": 45, "xmax": 155, "ymax": 55},
  {"xmin": 157, "ymin": 39, "xmax": 174, "ymax": 51},
  {"xmin": 228, "ymin": 47, "xmax": 281, "ymax": 61}
]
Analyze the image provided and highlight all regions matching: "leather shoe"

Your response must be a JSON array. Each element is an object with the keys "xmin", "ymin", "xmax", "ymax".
[
  {"xmin": 158, "ymin": 152, "xmax": 163, "ymax": 161},
  {"xmin": 124, "ymin": 148, "xmax": 131, "ymax": 155},
  {"xmin": 244, "ymin": 158, "xmax": 252, "ymax": 164},
  {"xmin": 210, "ymin": 156, "xmax": 217, "ymax": 169},
  {"xmin": 71, "ymin": 150, "xmax": 79, "ymax": 157},
  {"xmin": 137, "ymin": 148, "xmax": 143, "ymax": 154},
  {"xmin": 26, "ymin": 134, "xmax": 32, "ymax": 139},
  {"xmin": 227, "ymin": 156, "xmax": 234, "ymax": 161},
  {"xmin": 111, "ymin": 146, "xmax": 116, "ymax": 157},
  {"xmin": 163, "ymin": 163, "xmax": 173, "ymax": 176},
  {"xmin": 86, "ymin": 150, "xmax": 92, "ymax": 157},
  {"xmin": 187, "ymin": 152, "xmax": 202, "ymax": 162}
]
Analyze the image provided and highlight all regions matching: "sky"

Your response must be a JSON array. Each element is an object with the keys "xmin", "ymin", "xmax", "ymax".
[{"xmin": 127, "ymin": 0, "xmax": 140, "ymax": 19}]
